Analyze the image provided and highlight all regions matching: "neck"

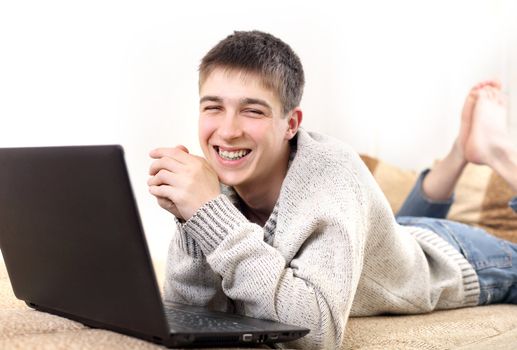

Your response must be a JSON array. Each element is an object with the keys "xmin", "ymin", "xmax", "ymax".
[{"xmin": 234, "ymin": 143, "xmax": 291, "ymax": 226}]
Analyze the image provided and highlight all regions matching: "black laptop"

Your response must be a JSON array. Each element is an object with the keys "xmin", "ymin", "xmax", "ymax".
[{"xmin": 0, "ymin": 145, "xmax": 309, "ymax": 348}]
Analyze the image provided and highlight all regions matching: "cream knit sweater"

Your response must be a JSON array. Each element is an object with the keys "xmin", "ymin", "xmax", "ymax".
[{"xmin": 163, "ymin": 129, "xmax": 480, "ymax": 349}]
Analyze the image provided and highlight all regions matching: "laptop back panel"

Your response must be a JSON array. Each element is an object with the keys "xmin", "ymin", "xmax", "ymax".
[{"xmin": 0, "ymin": 146, "xmax": 170, "ymax": 340}]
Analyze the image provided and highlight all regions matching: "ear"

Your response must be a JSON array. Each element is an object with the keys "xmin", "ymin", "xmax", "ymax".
[{"xmin": 285, "ymin": 108, "xmax": 303, "ymax": 140}]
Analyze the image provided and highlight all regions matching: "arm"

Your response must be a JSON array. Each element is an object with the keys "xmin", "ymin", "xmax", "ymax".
[
  {"xmin": 148, "ymin": 146, "xmax": 229, "ymax": 309},
  {"xmin": 182, "ymin": 195, "xmax": 363, "ymax": 349},
  {"xmin": 163, "ymin": 218, "xmax": 230, "ymax": 312}
]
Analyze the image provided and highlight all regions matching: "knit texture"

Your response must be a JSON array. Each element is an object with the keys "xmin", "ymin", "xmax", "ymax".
[{"xmin": 163, "ymin": 129, "xmax": 480, "ymax": 349}]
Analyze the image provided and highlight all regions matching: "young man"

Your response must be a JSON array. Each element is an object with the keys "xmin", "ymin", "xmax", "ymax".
[{"xmin": 147, "ymin": 30, "xmax": 517, "ymax": 349}]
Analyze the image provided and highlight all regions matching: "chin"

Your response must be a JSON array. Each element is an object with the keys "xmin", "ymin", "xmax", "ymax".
[
  {"xmin": 217, "ymin": 172, "xmax": 248, "ymax": 188},
  {"xmin": 218, "ymin": 177, "xmax": 242, "ymax": 187}
]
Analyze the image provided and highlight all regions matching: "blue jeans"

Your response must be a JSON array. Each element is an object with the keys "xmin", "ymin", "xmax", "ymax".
[{"xmin": 396, "ymin": 169, "xmax": 517, "ymax": 305}]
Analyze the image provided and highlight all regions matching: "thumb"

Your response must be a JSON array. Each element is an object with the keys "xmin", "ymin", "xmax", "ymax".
[{"xmin": 175, "ymin": 145, "xmax": 189, "ymax": 153}]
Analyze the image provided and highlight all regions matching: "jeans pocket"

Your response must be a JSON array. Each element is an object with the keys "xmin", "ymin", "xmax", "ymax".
[
  {"xmin": 447, "ymin": 223, "xmax": 513, "ymax": 271},
  {"xmin": 470, "ymin": 241, "xmax": 512, "ymax": 270}
]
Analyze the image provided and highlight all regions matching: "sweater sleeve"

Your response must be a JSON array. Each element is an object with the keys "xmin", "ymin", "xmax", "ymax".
[
  {"xmin": 162, "ymin": 218, "xmax": 230, "ymax": 312},
  {"xmin": 182, "ymin": 194, "xmax": 364, "ymax": 349}
]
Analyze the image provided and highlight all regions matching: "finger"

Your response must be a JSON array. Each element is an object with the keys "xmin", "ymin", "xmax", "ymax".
[
  {"xmin": 150, "ymin": 145, "xmax": 190, "ymax": 160},
  {"xmin": 175, "ymin": 145, "xmax": 189, "ymax": 153},
  {"xmin": 147, "ymin": 169, "xmax": 176, "ymax": 186},
  {"xmin": 157, "ymin": 196, "xmax": 170, "ymax": 206},
  {"xmin": 156, "ymin": 196, "xmax": 175, "ymax": 210},
  {"xmin": 156, "ymin": 197, "xmax": 183, "ymax": 219},
  {"xmin": 148, "ymin": 184, "xmax": 177, "ymax": 201},
  {"xmin": 149, "ymin": 157, "xmax": 183, "ymax": 176},
  {"xmin": 149, "ymin": 145, "xmax": 189, "ymax": 157}
]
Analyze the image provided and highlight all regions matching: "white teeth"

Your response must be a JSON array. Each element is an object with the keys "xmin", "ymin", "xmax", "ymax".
[{"xmin": 218, "ymin": 148, "xmax": 250, "ymax": 160}]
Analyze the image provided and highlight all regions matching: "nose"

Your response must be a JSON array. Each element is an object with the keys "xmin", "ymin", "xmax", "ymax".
[{"xmin": 217, "ymin": 112, "xmax": 243, "ymax": 140}]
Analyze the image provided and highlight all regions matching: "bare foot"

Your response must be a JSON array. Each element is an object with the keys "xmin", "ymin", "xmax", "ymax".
[
  {"xmin": 454, "ymin": 80, "xmax": 501, "ymax": 160},
  {"xmin": 421, "ymin": 80, "xmax": 513, "ymax": 201},
  {"xmin": 464, "ymin": 85, "xmax": 510, "ymax": 167}
]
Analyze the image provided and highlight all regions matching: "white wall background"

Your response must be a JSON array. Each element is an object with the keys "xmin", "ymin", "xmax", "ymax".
[{"xmin": 1, "ymin": 0, "xmax": 516, "ymax": 261}]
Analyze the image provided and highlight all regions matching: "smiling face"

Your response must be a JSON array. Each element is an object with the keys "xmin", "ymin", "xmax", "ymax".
[{"xmin": 198, "ymin": 68, "xmax": 300, "ymax": 192}]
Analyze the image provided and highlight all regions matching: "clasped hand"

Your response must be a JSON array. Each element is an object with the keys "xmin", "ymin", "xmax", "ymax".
[{"xmin": 148, "ymin": 146, "xmax": 220, "ymax": 221}]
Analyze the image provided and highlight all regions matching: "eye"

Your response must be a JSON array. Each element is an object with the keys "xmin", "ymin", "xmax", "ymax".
[
  {"xmin": 243, "ymin": 109, "xmax": 265, "ymax": 117},
  {"xmin": 203, "ymin": 105, "xmax": 222, "ymax": 112}
]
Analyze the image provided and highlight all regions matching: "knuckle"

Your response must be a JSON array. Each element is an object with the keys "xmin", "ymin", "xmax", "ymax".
[
  {"xmin": 150, "ymin": 160, "xmax": 163, "ymax": 174},
  {"xmin": 157, "ymin": 169, "xmax": 170, "ymax": 180},
  {"xmin": 168, "ymin": 148, "xmax": 180, "ymax": 157}
]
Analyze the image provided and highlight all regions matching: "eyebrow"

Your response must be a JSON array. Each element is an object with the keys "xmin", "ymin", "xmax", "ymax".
[
  {"xmin": 240, "ymin": 98, "xmax": 272, "ymax": 112},
  {"xmin": 199, "ymin": 96, "xmax": 223, "ymax": 104},
  {"xmin": 199, "ymin": 96, "xmax": 273, "ymax": 112}
]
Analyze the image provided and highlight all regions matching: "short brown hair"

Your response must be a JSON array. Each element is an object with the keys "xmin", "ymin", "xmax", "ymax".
[{"xmin": 199, "ymin": 30, "xmax": 305, "ymax": 115}]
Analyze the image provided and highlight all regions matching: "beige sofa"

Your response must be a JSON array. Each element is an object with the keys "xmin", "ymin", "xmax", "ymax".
[
  {"xmin": 2, "ymin": 261, "xmax": 517, "ymax": 349},
  {"xmin": 1, "ymin": 156, "xmax": 517, "ymax": 349}
]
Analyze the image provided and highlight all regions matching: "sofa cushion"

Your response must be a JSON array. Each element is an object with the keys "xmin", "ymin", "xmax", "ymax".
[
  {"xmin": 345, "ymin": 305, "xmax": 517, "ymax": 349},
  {"xmin": 360, "ymin": 155, "xmax": 517, "ymax": 243}
]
